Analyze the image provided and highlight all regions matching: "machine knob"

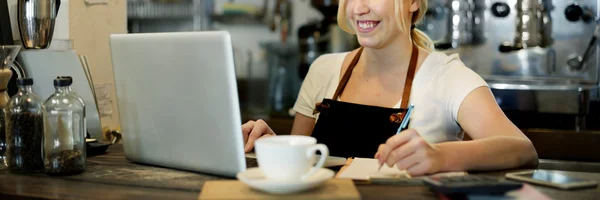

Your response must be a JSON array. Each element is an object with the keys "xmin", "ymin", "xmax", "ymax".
[
  {"xmin": 491, "ymin": 2, "xmax": 510, "ymax": 18},
  {"xmin": 565, "ymin": 4, "xmax": 584, "ymax": 22}
]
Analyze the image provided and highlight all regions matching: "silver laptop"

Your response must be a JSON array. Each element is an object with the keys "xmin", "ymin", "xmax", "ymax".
[{"xmin": 109, "ymin": 31, "xmax": 247, "ymax": 177}]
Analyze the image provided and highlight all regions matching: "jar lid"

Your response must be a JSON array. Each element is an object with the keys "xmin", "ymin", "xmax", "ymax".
[
  {"xmin": 17, "ymin": 78, "xmax": 33, "ymax": 86},
  {"xmin": 54, "ymin": 78, "xmax": 72, "ymax": 87},
  {"xmin": 56, "ymin": 76, "xmax": 73, "ymax": 84}
]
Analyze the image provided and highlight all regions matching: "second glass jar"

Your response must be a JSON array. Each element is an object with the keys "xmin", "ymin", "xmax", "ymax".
[{"xmin": 43, "ymin": 77, "xmax": 86, "ymax": 175}]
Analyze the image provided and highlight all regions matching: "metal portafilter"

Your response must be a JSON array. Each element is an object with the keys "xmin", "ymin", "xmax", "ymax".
[
  {"xmin": 564, "ymin": 3, "xmax": 599, "ymax": 72},
  {"xmin": 567, "ymin": 25, "xmax": 598, "ymax": 72}
]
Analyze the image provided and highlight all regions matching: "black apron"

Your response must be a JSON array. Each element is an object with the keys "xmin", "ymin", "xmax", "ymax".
[{"xmin": 311, "ymin": 44, "xmax": 419, "ymax": 159}]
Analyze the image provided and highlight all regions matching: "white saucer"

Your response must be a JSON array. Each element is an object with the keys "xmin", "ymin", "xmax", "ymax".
[{"xmin": 236, "ymin": 167, "xmax": 335, "ymax": 194}]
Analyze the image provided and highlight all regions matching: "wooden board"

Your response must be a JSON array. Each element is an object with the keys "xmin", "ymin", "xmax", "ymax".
[{"xmin": 198, "ymin": 179, "xmax": 361, "ymax": 200}]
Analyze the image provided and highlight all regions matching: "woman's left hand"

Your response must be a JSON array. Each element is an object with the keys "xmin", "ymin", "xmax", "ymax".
[{"xmin": 374, "ymin": 129, "xmax": 446, "ymax": 176}]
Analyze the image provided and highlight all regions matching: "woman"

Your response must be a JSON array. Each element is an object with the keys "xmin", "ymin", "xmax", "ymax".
[{"xmin": 242, "ymin": 0, "xmax": 538, "ymax": 176}]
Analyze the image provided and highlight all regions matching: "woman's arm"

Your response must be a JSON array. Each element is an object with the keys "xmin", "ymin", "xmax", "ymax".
[
  {"xmin": 290, "ymin": 113, "xmax": 316, "ymax": 136},
  {"xmin": 375, "ymin": 86, "xmax": 538, "ymax": 176},
  {"xmin": 436, "ymin": 86, "xmax": 539, "ymax": 171}
]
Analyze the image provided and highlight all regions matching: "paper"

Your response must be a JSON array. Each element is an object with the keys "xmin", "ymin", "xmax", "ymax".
[
  {"xmin": 94, "ymin": 84, "xmax": 113, "ymax": 118},
  {"xmin": 337, "ymin": 158, "xmax": 467, "ymax": 181},
  {"xmin": 337, "ymin": 158, "xmax": 406, "ymax": 180}
]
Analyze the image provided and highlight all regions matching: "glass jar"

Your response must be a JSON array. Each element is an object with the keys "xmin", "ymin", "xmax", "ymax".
[
  {"xmin": 43, "ymin": 77, "xmax": 85, "ymax": 175},
  {"xmin": 56, "ymin": 76, "xmax": 86, "ymax": 135},
  {"xmin": 5, "ymin": 78, "xmax": 44, "ymax": 173}
]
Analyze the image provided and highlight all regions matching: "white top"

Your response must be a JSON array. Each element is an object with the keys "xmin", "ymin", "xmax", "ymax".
[{"xmin": 292, "ymin": 51, "xmax": 489, "ymax": 144}]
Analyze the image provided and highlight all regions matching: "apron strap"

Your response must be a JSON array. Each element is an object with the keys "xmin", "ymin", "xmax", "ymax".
[
  {"xmin": 313, "ymin": 47, "xmax": 363, "ymax": 115},
  {"xmin": 401, "ymin": 44, "xmax": 419, "ymax": 110},
  {"xmin": 332, "ymin": 47, "xmax": 364, "ymax": 100},
  {"xmin": 390, "ymin": 44, "xmax": 419, "ymax": 123}
]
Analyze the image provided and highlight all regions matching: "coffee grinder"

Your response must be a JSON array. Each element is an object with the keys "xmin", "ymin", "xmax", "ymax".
[{"xmin": 297, "ymin": 0, "xmax": 359, "ymax": 79}]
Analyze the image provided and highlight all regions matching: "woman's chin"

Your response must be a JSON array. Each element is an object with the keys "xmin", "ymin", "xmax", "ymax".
[{"xmin": 357, "ymin": 38, "xmax": 383, "ymax": 49}]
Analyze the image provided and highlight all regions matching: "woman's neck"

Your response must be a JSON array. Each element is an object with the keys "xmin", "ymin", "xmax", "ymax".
[{"xmin": 360, "ymin": 36, "xmax": 414, "ymax": 75}]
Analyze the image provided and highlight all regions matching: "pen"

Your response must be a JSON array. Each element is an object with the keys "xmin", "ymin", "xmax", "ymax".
[
  {"xmin": 398, "ymin": 104, "xmax": 414, "ymax": 134},
  {"xmin": 379, "ymin": 104, "xmax": 414, "ymax": 171}
]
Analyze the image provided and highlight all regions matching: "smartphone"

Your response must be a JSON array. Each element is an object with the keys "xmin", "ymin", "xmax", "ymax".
[{"xmin": 506, "ymin": 170, "xmax": 598, "ymax": 190}]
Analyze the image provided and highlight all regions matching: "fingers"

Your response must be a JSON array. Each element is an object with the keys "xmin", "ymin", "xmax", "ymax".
[
  {"xmin": 375, "ymin": 144, "xmax": 385, "ymax": 165},
  {"xmin": 384, "ymin": 138, "xmax": 423, "ymax": 167},
  {"xmin": 378, "ymin": 129, "xmax": 419, "ymax": 164},
  {"xmin": 393, "ymin": 147, "xmax": 424, "ymax": 170},
  {"xmin": 406, "ymin": 159, "xmax": 433, "ymax": 176},
  {"xmin": 261, "ymin": 134, "xmax": 275, "ymax": 139},
  {"xmin": 244, "ymin": 120, "xmax": 274, "ymax": 152},
  {"xmin": 241, "ymin": 120, "xmax": 256, "ymax": 145}
]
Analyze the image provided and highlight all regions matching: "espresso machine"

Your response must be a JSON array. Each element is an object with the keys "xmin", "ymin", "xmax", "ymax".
[
  {"xmin": 422, "ymin": 0, "xmax": 599, "ymax": 131},
  {"xmin": 2, "ymin": 0, "xmax": 103, "ymax": 140}
]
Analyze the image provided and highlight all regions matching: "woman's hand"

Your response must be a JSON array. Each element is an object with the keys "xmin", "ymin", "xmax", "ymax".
[
  {"xmin": 374, "ymin": 129, "xmax": 446, "ymax": 176},
  {"xmin": 242, "ymin": 119, "xmax": 276, "ymax": 152}
]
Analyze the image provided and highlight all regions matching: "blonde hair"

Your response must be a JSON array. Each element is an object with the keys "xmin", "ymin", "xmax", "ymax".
[{"xmin": 337, "ymin": 0, "xmax": 435, "ymax": 51}]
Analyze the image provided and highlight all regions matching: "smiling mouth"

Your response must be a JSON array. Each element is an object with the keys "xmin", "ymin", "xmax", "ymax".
[{"xmin": 357, "ymin": 20, "xmax": 380, "ymax": 33}]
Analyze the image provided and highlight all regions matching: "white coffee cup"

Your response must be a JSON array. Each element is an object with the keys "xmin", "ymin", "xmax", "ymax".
[{"xmin": 254, "ymin": 135, "xmax": 329, "ymax": 181}]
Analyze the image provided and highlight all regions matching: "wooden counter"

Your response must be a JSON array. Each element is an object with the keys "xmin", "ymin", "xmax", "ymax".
[{"xmin": 1, "ymin": 145, "xmax": 600, "ymax": 200}]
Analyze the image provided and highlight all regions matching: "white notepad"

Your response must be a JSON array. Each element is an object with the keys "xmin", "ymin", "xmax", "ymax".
[
  {"xmin": 337, "ymin": 158, "xmax": 407, "ymax": 180},
  {"xmin": 337, "ymin": 157, "xmax": 467, "ymax": 181}
]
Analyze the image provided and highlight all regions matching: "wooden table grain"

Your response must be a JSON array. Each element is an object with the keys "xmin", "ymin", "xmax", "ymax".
[{"xmin": 1, "ymin": 145, "xmax": 599, "ymax": 200}]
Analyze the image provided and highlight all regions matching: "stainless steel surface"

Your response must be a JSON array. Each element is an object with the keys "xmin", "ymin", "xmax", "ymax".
[
  {"xmin": 485, "ymin": 76, "xmax": 598, "ymax": 91},
  {"xmin": 17, "ymin": 0, "xmax": 61, "ymax": 49},
  {"xmin": 496, "ymin": 0, "xmax": 554, "ymax": 52},
  {"xmin": 491, "ymin": 87, "xmax": 594, "ymax": 115},
  {"xmin": 426, "ymin": 0, "xmax": 598, "ymax": 81},
  {"xmin": 568, "ymin": 25, "xmax": 599, "ymax": 72},
  {"xmin": 512, "ymin": 0, "xmax": 552, "ymax": 49},
  {"xmin": 443, "ymin": 0, "xmax": 486, "ymax": 48},
  {"xmin": 420, "ymin": 0, "xmax": 600, "ymax": 123}
]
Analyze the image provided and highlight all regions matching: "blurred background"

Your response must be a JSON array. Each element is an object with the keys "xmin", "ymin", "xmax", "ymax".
[
  {"xmin": 126, "ymin": 0, "xmax": 600, "ymax": 135},
  {"xmin": 1, "ymin": 0, "xmax": 598, "ymax": 170}
]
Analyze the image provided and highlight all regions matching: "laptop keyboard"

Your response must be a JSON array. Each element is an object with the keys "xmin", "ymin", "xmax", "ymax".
[{"xmin": 245, "ymin": 157, "xmax": 259, "ymax": 168}]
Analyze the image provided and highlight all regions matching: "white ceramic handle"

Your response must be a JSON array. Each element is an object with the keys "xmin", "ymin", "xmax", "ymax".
[{"xmin": 301, "ymin": 144, "xmax": 329, "ymax": 180}]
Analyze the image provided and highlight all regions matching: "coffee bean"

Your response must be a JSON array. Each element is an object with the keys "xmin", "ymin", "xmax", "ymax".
[
  {"xmin": 45, "ymin": 149, "xmax": 85, "ymax": 175},
  {"xmin": 0, "ymin": 112, "xmax": 7, "ymax": 163},
  {"xmin": 5, "ymin": 112, "xmax": 44, "ymax": 173}
]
